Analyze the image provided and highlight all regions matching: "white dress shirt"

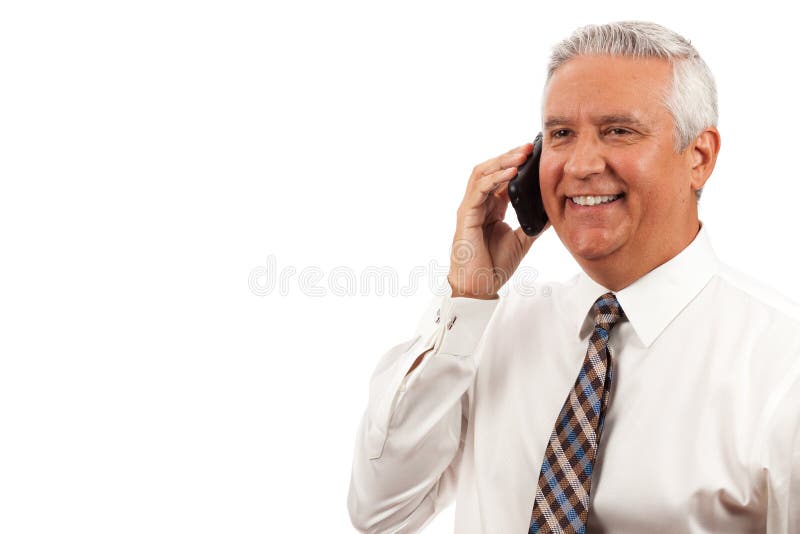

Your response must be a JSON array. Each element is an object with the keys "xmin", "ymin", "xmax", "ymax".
[{"xmin": 348, "ymin": 225, "xmax": 800, "ymax": 533}]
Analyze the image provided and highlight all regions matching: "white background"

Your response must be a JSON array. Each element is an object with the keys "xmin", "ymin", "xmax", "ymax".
[{"xmin": 2, "ymin": 0, "xmax": 799, "ymax": 532}]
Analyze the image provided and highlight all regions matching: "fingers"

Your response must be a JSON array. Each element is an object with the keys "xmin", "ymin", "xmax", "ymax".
[
  {"xmin": 504, "ymin": 142, "xmax": 534, "ymax": 155},
  {"xmin": 472, "ymin": 146, "xmax": 531, "ymax": 178},
  {"xmin": 459, "ymin": 142, "xmax": 533, "ymax": 214},
  {"xmin": 476, "ymin": 167, "xmax": 516, "ymax": 195},
  {"xmin": 460, "ymin": 167, "xmax": 517, "ymax": 212},
  {"xmin": 457, "ymin": 142, "xmax": 537, "ymax": 234}
]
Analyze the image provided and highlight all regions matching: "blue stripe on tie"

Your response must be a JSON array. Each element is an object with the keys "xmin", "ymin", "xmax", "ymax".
[
  {"xmin": 583, "ymin": 382, "xmax": 594, "ymax": 402},
  {"xmin": 547, "ymin": 471, "xmax": 563, "ymax": 496},
  {"xmin": 580, "ymin": 375, "xmax": 600, "ymax": 412},
  {"xmin": 561, "ymin": 414, "xmax": 570, "ymax": 429},
  {"xmin": 567, "ymin": 508, "xmax": 577, "ymax": 522},
  {"xmin": 557, "ymin": 488, "xmax": 578, "ymax": 523},
  {"xmin": 542, "ymin": 459, "xmax": 559, "ymax": 492},
  {"xmin": 540, "ymin": 458, "xmax": 551, "ymax": 476},
  {"xmin": 543, "ymin": 460, "xmax": 566, "ymax": 504}
]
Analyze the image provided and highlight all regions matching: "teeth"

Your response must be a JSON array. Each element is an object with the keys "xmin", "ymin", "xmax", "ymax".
[{"xmin": 571, "ymin": 194, "xmax": 621, "ymax": 206}]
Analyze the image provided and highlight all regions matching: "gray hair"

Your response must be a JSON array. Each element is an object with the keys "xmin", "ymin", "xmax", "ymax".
[{"xmin": 546, "ymin": 21, "xmax": 718, "ymax": 154}]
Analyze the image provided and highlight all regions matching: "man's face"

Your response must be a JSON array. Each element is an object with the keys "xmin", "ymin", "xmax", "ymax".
[{"xmin": 540, "ymin": 55, "xmax": 698, "ymax": 274}]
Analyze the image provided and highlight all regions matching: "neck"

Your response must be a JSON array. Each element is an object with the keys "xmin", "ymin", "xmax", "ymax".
[{"xmin": 577, "ymin": 220, "xmax": 701, "ymax": 292}]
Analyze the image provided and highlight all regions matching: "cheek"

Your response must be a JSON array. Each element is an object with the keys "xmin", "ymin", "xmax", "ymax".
[
  {"xmin": 620, "ymin": 163, "xmax": 682, "ymax": 218},
  {"xmin": 538, "ymin": 156, "xmax": 561, "ymax": 204},
  {"xmin": 612, "ymin": 150, "xmax": 666, "ymax": 192}
]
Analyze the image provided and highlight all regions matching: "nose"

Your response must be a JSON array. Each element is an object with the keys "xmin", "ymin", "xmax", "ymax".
[{"xmin": 563, "ymin": 134, "xmax": 606, "ymax": 180}]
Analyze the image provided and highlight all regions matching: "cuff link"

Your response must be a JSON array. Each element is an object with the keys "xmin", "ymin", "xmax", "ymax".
[
  {"xmin": 447, "ymin": 315, "xmax": 457, "ymax": 330},
  {"xmin": 435, "ymin": 308, "xmax": 441, "ymax": 324}
]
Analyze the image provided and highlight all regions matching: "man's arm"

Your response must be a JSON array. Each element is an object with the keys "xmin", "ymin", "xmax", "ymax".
[
  {"xmin": 347, "ymin": 294, "xmax": 498, "ymax": 533},
  {"xmin": 348, "ymin": 141, "xmax": 547, "ymax": 532}
]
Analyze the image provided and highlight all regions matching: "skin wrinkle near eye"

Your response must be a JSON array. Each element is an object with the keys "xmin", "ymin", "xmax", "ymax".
[
  {"xmin": 544, "ymin": 114, "xmax": 654, "ymax": 147},
  {"xmin": 544, "ymin": 113, "xmax": 649, "ymax": 130}
]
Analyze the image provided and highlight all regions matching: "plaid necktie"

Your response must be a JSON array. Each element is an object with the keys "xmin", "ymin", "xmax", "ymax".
[{"xmin": 529, "ymin": 292, "xmax": 625, "ymax": 533}]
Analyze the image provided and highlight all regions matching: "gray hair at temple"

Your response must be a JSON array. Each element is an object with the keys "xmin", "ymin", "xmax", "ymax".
[{"xmin": 546, "ymin": 21, "xmax": 718, "ymax": 156}]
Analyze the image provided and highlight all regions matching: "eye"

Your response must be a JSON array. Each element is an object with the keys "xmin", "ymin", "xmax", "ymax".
[
  {"xmin": 551, "ymin": 129, "xmax": 571, "ymax": 139},
  {"xmin": 606, "ymin": 127, "xmax": 632, "ymax": 136}
]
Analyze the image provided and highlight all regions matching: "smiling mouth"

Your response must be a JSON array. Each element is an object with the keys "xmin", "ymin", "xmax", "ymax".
[{"xmin": 568, "ymin": 194, "xmax": 624, "ymax": 206}]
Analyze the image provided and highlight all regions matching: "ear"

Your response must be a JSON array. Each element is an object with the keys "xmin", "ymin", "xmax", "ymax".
[{"xmin": 688, "ymin": 127, "xmax": 721, "ymax": 192}]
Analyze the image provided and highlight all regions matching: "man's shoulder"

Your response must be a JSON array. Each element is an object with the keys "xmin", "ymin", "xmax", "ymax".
[{"xmin": 713, "ymin": 262, "xmax": 800, "ymax": 326}]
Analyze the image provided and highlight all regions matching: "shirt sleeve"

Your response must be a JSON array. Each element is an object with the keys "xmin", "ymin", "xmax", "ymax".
[
  {"xmin": 765, "ymin": 370, "xmax": 800, "ymax": 533},
  {"xmin": 347, "ymin": 293, "xmax": 499, "ymax": 534}
]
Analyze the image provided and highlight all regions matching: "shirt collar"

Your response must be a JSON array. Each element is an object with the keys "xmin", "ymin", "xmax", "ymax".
[{"xmin": 567, "ymin": 223, "xmax": 719, "ymax": 347}]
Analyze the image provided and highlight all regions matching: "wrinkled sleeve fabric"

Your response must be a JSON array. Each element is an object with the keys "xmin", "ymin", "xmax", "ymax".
[{"xmin": 348, "ymin": 294, "xmax": 499, "ymax": 534}]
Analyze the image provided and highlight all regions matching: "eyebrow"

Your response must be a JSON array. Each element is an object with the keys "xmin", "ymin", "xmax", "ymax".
[{"xmin": 543, "ymin": 114, "xmax": 647, "ymax": 129}]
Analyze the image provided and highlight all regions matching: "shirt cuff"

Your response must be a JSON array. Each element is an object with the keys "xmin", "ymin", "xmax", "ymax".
[
  {"xmin": 433, "ymin": 295, "xmax": 500, "ymax": 356},
  {"xmin": 402, "ymin": 293, "xmax": 500, "ymax": 387}
]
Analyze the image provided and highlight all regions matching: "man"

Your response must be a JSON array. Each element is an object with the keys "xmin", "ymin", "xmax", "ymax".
[{"xmin": 348, "ymin": 21, "xmax": 800, "ymax": 533}]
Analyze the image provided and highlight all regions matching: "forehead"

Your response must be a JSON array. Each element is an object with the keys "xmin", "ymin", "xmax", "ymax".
[{"xmin": 542, "ymin": 55, "xmax": 673, "ymax": 124}]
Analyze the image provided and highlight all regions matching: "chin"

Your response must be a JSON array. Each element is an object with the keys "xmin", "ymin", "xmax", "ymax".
[
  {"xmin": 573, "ymin": 247, "xmax": 617, "ymax": 262},
  {"xmin": 562, "ymin": 229, "xmax": 624, "ymax": 262}
]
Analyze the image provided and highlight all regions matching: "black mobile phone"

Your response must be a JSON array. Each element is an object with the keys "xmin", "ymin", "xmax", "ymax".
[{"xmin": 508, "ymin": 132, "xmax": 547, "ymax": 236}]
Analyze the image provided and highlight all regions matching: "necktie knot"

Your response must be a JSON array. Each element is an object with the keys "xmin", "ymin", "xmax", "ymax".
[{"xmin": 592, "ymin": 292, "xmax": 625, "ymax": 333}]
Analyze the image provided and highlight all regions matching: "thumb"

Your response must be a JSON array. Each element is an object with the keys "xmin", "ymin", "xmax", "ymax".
[{"xmin": 514, "ymin": 222, "xmax": 550, "ymax": 253}]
